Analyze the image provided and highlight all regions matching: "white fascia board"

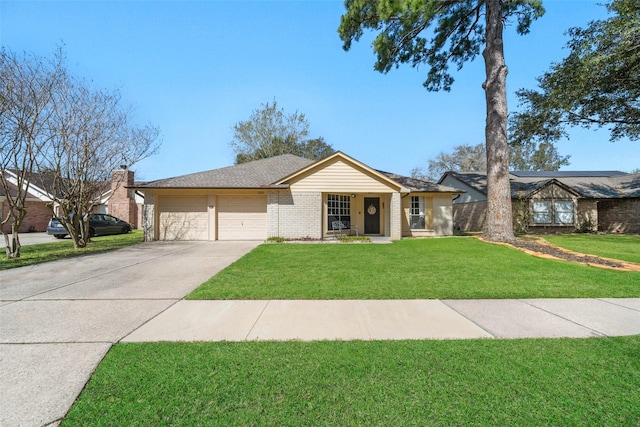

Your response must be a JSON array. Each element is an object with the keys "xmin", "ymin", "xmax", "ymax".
[{"xmin": 3, "ymin": 170, "xmax": 54, "ymax": 202}]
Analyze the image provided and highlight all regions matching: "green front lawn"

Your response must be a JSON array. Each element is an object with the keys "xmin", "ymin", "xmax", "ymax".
[
  {"xmin": 545, "ymin": 234, "xmax": 640, "ymax": 264},
  {"xmin": 63, "ymin": 337, "xmax": 640, "ymax": 426},
  {"xmin": 0, "ymin": 230, "xmax": 144, "ymax": 270},
  {"xmin": 187, "ymin": 238, "xmax": 640, "ymax": 300}
]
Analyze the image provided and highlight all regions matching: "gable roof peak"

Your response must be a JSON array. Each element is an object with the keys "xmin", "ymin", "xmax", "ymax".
[{"xmin": 274, "ymin": 151, "xmax": 411, "ymax": 192}]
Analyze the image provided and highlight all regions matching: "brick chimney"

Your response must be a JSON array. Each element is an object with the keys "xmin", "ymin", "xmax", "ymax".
[{"xmin": 108, "ymin": 168, "xmax": 138, "ymax": 228}]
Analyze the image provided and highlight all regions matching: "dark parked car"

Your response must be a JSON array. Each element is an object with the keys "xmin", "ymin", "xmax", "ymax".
[{"xmin": 47, "ymin": 214, "xmax": 132, "ymax": 239}]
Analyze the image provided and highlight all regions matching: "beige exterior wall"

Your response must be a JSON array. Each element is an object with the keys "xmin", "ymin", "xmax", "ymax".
[
  {"xmin": 401, "ymin": 194, "xmax": 433, "ymax": 237},
  {"xmin": 401, "ymin": 194, "xmax": 455, "ymax": 237},
  {"xmin": 433, "ymin": 195, "xmax": 454, "ymax": 236},
  {"xmin": 289, "ymin": 159, "xmax": 398, "ymax": 193}
]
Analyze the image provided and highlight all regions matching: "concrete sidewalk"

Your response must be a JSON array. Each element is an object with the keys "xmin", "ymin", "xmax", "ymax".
[{"xmin": 122, "ymin": 298, "xmax": 640, "ymax": 342}]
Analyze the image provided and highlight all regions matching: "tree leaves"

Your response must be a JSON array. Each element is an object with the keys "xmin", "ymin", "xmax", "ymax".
[
  {"xmin": 339, "ymin": 0, "xmax": 543, "ymax": 91},
  {"xmin": 511, "ymin": 0, "xmax": 640, "ymax": 144},
  {"xmin": 230, "ymin": 100, "xmax": 334, "ymax": 164}
]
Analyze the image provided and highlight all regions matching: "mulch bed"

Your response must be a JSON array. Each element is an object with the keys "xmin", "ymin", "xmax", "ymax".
[
  {"xmin": 476, "ymin": 236, "xmax": 640, "ymax": 271},
  {"xmin": 509, "ymin": 238, "xmax": 627, "ymax": 269}
]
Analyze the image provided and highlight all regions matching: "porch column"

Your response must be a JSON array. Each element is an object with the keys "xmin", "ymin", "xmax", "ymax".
[{"xmin": 390, "ymin": 192, "xmax": 402, "ymax": 240}]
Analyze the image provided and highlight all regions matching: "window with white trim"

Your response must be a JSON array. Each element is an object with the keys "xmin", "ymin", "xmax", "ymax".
[
  {"xmin": 532, "ymin": 200, "xmax": 574, "ymax": 225},
  {"xmin": 327, "ymin": 194, "xmax": 351, "ymax": 230},
  {"xmin": 554, "ymin": 201, "xmax": 574, "ymax": 224},
  {"xmin": 410, "ymin": 196, "xmax": 426, "ymax": 229}
]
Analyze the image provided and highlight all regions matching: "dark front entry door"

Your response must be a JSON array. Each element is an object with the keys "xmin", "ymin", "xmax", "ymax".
[{"xmin": 364, "ymin": 197, "xmax": 380, "ymax": 234}]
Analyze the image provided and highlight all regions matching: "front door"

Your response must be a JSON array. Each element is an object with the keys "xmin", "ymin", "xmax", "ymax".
[{"xmin": 364, "ymin": 197, "xmax": 380, "ymax": 234}]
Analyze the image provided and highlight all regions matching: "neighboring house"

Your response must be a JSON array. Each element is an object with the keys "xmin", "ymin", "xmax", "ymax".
[
  {"xmin": 107, "ymin": 169, "xmax": 144, "ymax": 229},
  {"xmin": 439, "ymin": 170, "xmax": 640, "ymax": 234},
  {"xmin": 0, "ymin": 169, "xmax": 141, "ymax": 233},
  {"xmin": 135, "ymin": 152, "xmax": 463, "ymax": 241},
  {"xmin": 0, "ymin": 170, "xmax": 54, "ymax": 233}
]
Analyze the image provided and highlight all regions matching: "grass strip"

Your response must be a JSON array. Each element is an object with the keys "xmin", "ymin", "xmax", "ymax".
[
  {"xmin": 545, "ymin": 234, "xmax": 640, "ymax": 264},
  {"xmin": 187, "ymin": 238, "xmax": 640, "ymax": 299},
  {"xmin": 0, "ymin": 230, "xmax": 144, "ymax": 270},
  {"xmin": 64, "ymin": 337, "xmax": 640, "ymax": 426}
]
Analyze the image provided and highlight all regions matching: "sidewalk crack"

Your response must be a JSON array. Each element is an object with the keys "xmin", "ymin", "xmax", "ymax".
[
  {"xmin": 245, "ymin": 300, "xmax": 271, "ymax": 341},
  {"xmin": 518, "ymin": 299, "xmax": 606, "ymax": 337}
]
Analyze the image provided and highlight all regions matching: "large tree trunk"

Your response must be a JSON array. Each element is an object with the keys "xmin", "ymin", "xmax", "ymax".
[{"xmin": 482, "ymin": 0, "xmax": 515, "ymax": 242}]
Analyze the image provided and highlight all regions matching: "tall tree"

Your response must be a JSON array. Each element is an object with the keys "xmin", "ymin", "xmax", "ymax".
[
  {"xmin": 0, "ymin": 48, "xmax": 66, "ymax": 258},
  {"xmin": 412, "ymin": 141, "xmax": 569, "ymax": 181},
  {"xmin": 1, "ymin": 48, "xmax": 160, "ymax": 252},
  {"xmin": 230, "ymin": 100, "xmax": 334, "ymax": 164},
  {"xmin": 510, "ymin": 0, "xmax": 640, "ymax": 145},
  {"xmin": 509, "ymin": 140, "xmax": 570, "ymax": 170},
  {"xmin": 37, "ymin": 75, "xmax": 160, "ymax": 249},
  {"xmin": 412, "ymin": 143, "xmax": 487, "ymax": 181},
  {"xmin": 298, "ymin": 137, "xmax": 336, "ymax": 161},
  {"xmin": 339, "ymin": 0, "xmax": 544, "ymax": 242}
]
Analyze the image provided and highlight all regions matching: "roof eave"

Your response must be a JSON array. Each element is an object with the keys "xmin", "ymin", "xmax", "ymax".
[{"xmin": 132, "ymin": 184, "xmax": 290, "ymax": 190}]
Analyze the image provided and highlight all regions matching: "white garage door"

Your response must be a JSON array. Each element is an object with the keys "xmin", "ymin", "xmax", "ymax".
[
  {"xmin": 158, "ymin": 196, "xmax": 208, "ymax": 240},
  {"xmin": 217, "ymin": 195, "xmax": 267, "ymax": 240}
]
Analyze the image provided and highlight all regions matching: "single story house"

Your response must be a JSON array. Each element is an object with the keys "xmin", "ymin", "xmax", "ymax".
[
  {"xmin": 0, "ymin": 170, "xmax": 55, "ymax": 233},
  {"xmin": 0, "ymin": 169, "xmax": 142, "ymax": 233},
  {"xmin": 439, "ymin": 170, "xmax": 640, "ymax": 234},
  {"xmin": 134, "ymin": 152, "xmax": 463, "ymax": 241}
]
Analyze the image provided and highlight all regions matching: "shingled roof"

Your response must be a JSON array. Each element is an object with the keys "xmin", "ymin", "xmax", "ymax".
[
  {"xmin": 377, "ymin": 170, "xmax": 463, "ymax": 193},
  {"xmin": 136, "ymin": 154, "xmax": 315, "ymax": 189},
  {"xmin": 136, "ymin": 153, "xmax": 460, "ymax": 193},
  {"xmin": 441, "ymin": 171, "xmax": 640, "ymax": 199}
]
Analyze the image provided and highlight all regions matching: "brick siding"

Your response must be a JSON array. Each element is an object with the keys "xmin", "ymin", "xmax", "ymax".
[
  {"xmin": 108, "ymin": 170, "xmax": 139, "ymax": 228},
  {"xmin": 597, "ymin": 199, "xmax": 640, "ymax": 234},
  {"xmin": 267, "ymin": 191, "xmax": 322, "ymax": 239},
  {"xmin": 1, "ymin": 200, "xmax": 52, "ymax": 233},
  {"xmin": 454, "ymin": 198, "xmax": 639, "ymax": 234},
  {"xmin": 389, "ymin": 192, "xmax": 402, "ymax": 240}
]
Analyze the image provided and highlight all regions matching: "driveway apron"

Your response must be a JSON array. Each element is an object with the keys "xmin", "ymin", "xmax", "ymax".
[{"xmin": 0, "ymin": 241, "xmax": 259, "ymax": 427}]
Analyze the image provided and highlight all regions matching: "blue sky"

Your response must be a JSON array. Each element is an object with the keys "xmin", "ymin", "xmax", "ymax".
[{"xmin": 1, "ymin": 0, "xmax": 637, "ymax": 181}]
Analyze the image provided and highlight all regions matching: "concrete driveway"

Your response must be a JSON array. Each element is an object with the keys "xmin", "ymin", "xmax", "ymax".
[
  {"xmin": 3, "ymin": 232, "xmax": 58, "ymax": 247},
  {"xmin": 0, "ymin": 240, "xmax": 259, "ymax": 427}
]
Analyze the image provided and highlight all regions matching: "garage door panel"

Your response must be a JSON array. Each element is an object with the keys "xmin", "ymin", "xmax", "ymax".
[
  {"xmin": 159, "ymin": 196, "xmax": 208, "ymax": 241},
  {"xmin": 218, "ymin": 196, "xmax": 266, "ymax": 240}
]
